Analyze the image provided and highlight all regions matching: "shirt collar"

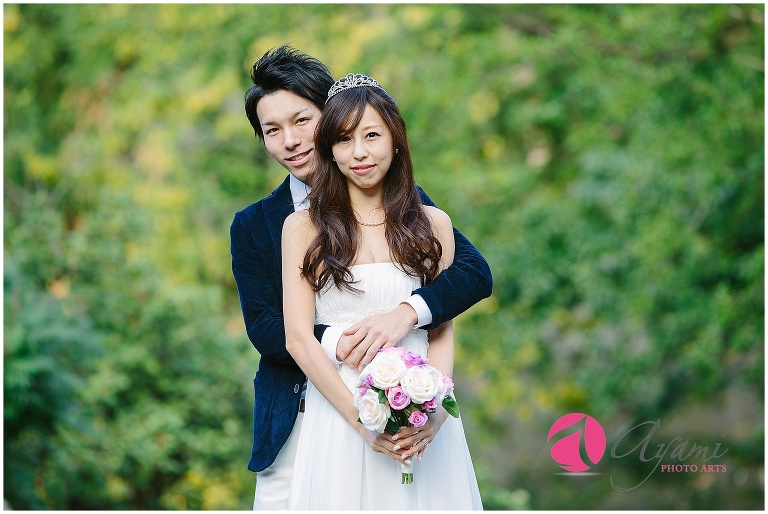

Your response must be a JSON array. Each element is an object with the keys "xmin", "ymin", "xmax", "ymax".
[{"xmin": 289, "ymin": 174, "xmax": 310, "ymax": 211}]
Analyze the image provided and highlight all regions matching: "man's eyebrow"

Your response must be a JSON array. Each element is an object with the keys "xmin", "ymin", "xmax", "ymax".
[
  {"xmin": 261, "ymin": 107, "xmax": 314, "ymax": 127},
  {"xmin": 290, "ymin": 107, "xmax": 313, "ymax": 119}
]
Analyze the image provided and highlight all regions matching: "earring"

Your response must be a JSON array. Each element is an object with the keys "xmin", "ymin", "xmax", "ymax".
[{"xmin": 395, "ymin": 148, "xmax": 399, "ymax": 153}]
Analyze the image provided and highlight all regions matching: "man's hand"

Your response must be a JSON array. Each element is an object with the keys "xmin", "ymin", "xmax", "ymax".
[{"xmin": 336, "ymin": 303, "xmax": 418, "ymax": 370}]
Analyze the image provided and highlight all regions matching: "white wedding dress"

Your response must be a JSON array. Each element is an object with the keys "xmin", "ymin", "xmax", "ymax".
[{"xmin": 288, "ymin": 262, "xmax": 483, "ymax": 510}]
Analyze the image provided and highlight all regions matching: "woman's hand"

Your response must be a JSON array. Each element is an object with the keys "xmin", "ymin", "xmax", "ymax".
[
  {"xmin": 391, "ymin": 408, "xmax": 449, "ymax": 462},
  {"xmin": 355, "ymin": 425, "xmax": 408, "ymax": 463}
]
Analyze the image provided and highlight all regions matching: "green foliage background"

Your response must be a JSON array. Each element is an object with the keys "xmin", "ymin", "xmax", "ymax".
[{"xmin": 4, "ymin": 4, "xmax": 764, "ymax": 509}]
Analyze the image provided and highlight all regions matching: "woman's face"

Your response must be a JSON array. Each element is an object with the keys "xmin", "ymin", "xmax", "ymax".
[{"xmin": 332, "ymin": 104, "xmax": 394, "ymax": 191}]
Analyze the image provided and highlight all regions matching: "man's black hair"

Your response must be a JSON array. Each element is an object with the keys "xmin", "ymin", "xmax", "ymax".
[{"xmin": 244, "ymin": 45, "xmax": 334, "ymax": 140}]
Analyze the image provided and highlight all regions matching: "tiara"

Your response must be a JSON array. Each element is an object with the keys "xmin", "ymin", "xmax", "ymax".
[{"xmin": 327, "ymin": 73, "xmax": 386, "ymax": 100}]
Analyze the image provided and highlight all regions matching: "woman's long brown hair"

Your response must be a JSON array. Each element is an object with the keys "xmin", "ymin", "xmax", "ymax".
[{"xmin": 302, "ymin": 85, "xmax": 442, "ymax": 293}]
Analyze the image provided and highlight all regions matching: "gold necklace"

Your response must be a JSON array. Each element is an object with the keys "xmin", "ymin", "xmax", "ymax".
[
  {"xmin": 354, "ymin": 215, "xmax": 386, "ymax": 227},
  {"xmin": 354, "ymin": 213, "xmax": 386, "ymax": 227}
]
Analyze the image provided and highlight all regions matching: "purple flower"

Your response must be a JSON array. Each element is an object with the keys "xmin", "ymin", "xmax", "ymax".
[
  {"xmin": 363, "ymin": 374, "xmax": 375, "ymax": 388},
  {"xmin": 387, "ymin": 386, "xmax": 411, "ymax": 410},
  {"xmin": 403, "ymin": 350, "xmax": 429, "ymax": 368},
  {"xmin": 409, "ymin": 410, "xmax": 429, "ymax": 428},
  {"xmin": 353, "ymin": 386, "xmax": 370, "ymax": 409},
  {"xmin": 422, "ymin": 398, "xmax": 438, "ymax": 411}
]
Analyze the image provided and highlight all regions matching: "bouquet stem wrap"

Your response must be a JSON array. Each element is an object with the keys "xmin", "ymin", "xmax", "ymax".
[{"xmin": 401, "ymin": 460, "xmax": 414, "ymax": 484}]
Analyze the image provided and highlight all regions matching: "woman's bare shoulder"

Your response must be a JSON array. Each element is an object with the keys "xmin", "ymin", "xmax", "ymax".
[
  {"xmin": 283, "ymin": 209, "xmax": 312, "ymax": 229},
  {"xmin": 282, "ymin": 210, "xmax": 316, "ymax": 240},
  {"xmin": 422, "ymin": 205, "xmax": 453, "ymax": 232}
]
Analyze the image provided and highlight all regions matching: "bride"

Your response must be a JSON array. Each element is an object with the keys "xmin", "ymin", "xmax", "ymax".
[{"xmin": 281, "ymin": 73, "xmax": 483, "ymax": 510}]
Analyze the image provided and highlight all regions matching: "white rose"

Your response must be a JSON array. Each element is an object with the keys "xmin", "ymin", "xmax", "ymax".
[
  {"xmin": 367, "ymin": 351, "xmax": 406, "ymax": 389},
  {"xmin": 400, "ymin": 366, "xmax": 439, "ymax": 404},
  {"xmin": 423, "ymin": 364, "xmax": 447, "ymax": 403},
  {"xmin": 356, "ymin": 389, "xmax": 391, "ymax": 433}
]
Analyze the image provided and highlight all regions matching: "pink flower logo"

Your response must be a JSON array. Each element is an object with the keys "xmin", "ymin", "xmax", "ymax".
[{"xmin": 547, "ymin": 413, "xmax": 606, "ymax": 472}]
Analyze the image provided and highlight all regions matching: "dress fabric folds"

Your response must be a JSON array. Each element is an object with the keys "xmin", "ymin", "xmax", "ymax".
[{"xmin": 288, "ymin": 262, "xmax": 483, "ymax": 510}]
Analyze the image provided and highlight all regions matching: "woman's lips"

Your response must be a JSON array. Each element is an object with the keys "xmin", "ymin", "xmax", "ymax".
[{"xmin": 351, "ymin": 164, "xmax": 374, "ymax": 175}]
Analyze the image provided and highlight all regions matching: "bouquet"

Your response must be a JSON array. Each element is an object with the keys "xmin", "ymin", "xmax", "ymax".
[{"xmin": 353, "ymin": 347, "xmax": 460, "ymax": 484}]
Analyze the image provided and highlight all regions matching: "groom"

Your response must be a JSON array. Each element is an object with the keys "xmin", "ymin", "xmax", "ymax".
[{"xmin": 230, "ymin": 44, "xmax": 493, "ymax": 510}]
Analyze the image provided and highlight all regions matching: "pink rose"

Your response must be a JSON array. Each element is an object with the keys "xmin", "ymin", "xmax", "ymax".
[
  {"xmin": 387, "ymin": 386, "xmax": 411, "ymax": 410},
  {"xmin": 442, "ymin": 375, "xmax": 454, "ymax": 396},
  {"xmin": 403, "ymin": 350, "xmax": 429, "ymax": 368},
  {"xmin": 422, "ymin": 398, "xmax": 438, "ymax": 411},
  {"xmin": 380, "ymin": 346, "xmax": 406, "ymax": 357},
  {"xmin": 409, "ymin": 410, "xmax": 429, "ymax": 428}
]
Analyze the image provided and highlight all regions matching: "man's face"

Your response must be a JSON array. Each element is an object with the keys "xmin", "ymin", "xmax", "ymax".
[{"xmin": 256, "ymin": 90, "xmax": 322, "ymax": 183}]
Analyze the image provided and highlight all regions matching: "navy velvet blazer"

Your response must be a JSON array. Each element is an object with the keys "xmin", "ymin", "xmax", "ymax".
[{"xmin": 230, "ymin": 176, "xmax": 492, "ymax": 472}]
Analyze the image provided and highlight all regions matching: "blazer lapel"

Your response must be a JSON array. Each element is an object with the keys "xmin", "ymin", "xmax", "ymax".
[{"xmin": 262, "ymin": 176, "xmax": 295, "ymax": 267}]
